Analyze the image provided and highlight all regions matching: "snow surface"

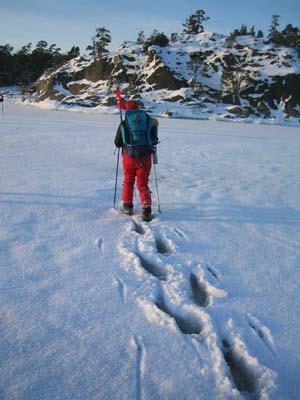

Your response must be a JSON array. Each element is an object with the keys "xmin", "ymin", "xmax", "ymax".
[{"xmin": 0, "ymin": 96, "xmax": 300, "ymax": 399}]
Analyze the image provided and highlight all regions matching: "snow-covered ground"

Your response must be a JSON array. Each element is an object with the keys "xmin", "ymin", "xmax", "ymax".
[{"xmin": 0, "ymin": 97, "xmax": 300, "ymax": 400}]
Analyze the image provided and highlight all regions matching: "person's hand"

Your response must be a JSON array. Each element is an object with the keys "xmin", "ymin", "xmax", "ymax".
[{"xmin": 115, "ymin": 86, "xmax": 121, "ymax": 98}]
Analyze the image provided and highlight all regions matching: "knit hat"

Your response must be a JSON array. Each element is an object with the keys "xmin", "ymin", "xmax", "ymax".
[{"xmin": 125, "ymin": 100, "xmax": 139, "ymax": 110}]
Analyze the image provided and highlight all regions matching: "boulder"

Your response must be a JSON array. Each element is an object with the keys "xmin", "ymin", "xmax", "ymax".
[
  {"xmin": 284, "ymin": 102, "xmax": 300, "ymax": 118},
  {"xmin": 36, "ymin": 75, "xmax": 54, "ymax": 101},
  {"xmin": 67, "ymin": 82, "xmax": 91, "ymax": 95},
  {"xmin": 146, "ymin": 64, "xmax": 186, "ymax": 90},
  {"xmin": 222, "ymin": 93, "xmax": 241, "ymax": 105},
  {"xmin": 227, "ymin": 106, "xmax": 250, "ymax": 117},
  {"xmin": 257, "ymin": 101, "xmax": 271, "ymax": 117},
  {"xmin": 165, "ymin": 94, "xmax": 188, "ymax": 103}
]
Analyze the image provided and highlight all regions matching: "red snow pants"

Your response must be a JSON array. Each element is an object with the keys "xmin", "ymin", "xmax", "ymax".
[{"xmin": 122, "ymin": 153, "xmax": 152, "ymax": 207}]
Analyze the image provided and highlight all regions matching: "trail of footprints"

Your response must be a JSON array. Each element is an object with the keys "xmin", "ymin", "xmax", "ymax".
[{"xmin": 115, "ymin": 217, "xmax": 276, "ymax": 400}]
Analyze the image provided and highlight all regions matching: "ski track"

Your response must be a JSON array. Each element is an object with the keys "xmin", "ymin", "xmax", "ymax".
[
  {"xmin": 116, "ymin": 215, "xmax": 277, "ymax": 399},
  {"xmin": 246, "ymin": 313, "xmax": 278, "ymax": 359}
]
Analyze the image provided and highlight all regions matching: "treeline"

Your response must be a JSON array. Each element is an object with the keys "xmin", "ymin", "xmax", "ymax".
[
  {"xmin": 1, "ymin": 10, "xmax": 299, "ymax": 87},
  {"xmin": 0, "ymin": 41, "xmax": 80, "ymax": 87},
  {"xmin": 226, "ymin": 15, "xmax": 300, "ymax": 49}
]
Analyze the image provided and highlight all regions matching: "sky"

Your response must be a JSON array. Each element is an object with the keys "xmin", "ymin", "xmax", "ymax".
[{"xmin": 0, "ymin": 0, "xmax": 299, "ymax": 54}]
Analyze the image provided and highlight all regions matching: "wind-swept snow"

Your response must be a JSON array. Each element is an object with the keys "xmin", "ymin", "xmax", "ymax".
[{"xmin": 0, "ymin": 97, "xmax": 300, "ymax": 399}]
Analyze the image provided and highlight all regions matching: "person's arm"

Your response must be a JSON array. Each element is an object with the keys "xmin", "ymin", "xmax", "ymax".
[
  {"xmin": 115, "ymin": 87, "xmax": 126, "ymax": 110},
  {"xmin": 150, "ymin": 117, "xmax": 159, "ymax": 145},
  {"xmin": 114, "ymin": 124, "xmax": 123, "ymax": 147}
]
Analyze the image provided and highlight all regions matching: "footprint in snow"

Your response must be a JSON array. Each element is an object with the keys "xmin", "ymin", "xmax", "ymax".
[
  {"xmin": 131, "ymin": 219, "xmax": 146, "ymax": 235},
  {"xmin": 190, "ymin": 273, "xmax": 210, "ymax": 308},
  {"xmin": 135, "ymin": 252, "xmax": 167, "ymax": 281},
  {"xmin": 154, "ymin": 235, "xmax": 172, "ymax": 255},
  {"xmin": 155, "ymin": 294, "xmax": 202, "ymax": 335}
]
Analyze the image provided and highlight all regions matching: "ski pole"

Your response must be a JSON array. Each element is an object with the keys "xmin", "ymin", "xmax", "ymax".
[
  {"xmin": 113, "ymin": 147, "xmax": 120, "ymax": 208},
  {"xmin": 152, "ymin": 152, "xmax": 161, "ymax": 213},
  {"xmin": 113, "ymin": 96, "xmax": 123, "ymax": 209}
]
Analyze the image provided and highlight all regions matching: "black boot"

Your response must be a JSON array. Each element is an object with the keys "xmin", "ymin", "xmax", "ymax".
[
  {"xmin": 122, "ymin": 202, "xmax": 133, "ymax": 215},
  {"xmin": 141, "ymin": 206, "xmax": 152, "ymax": 222}
]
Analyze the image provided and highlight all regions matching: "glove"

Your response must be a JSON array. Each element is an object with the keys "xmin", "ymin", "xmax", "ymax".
[
  {"xmin": 115, "ymin": 86, "xmax": 121, "ymax": 98},
  {"xmin": 115, "ymin": 86, "xmax": 126, "ymax": 110}
]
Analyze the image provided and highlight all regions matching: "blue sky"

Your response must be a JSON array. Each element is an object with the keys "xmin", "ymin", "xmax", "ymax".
[{"xmin": 1, "ymin": 0, "xmax": 299, "ymax": 53}]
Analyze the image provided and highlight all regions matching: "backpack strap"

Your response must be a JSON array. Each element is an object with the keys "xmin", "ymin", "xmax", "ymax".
[
  {"xmin": 120, "ymin": 120, "xmax": 131, "ymax": 145},
  {"xmin": 145, "ymin": 114, "xmax": 151, "ymax": 145},
  {"xmin": 124, "ymin": 114, "xmax": 135, "ymax": 146}
]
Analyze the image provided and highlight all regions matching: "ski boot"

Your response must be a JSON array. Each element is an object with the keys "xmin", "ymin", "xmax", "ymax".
[
  {"xmin": 122, "ymin": 202, "xmax": 133, "ymax": 216},
  {"xmin": 141, "ymin": 206, "xmax": 152, "ymax": 222}
]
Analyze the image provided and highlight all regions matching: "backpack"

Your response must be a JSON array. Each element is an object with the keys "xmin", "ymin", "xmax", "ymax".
[{"xmin": 121, "ymin": 110, "xmax": 154, "ymax": 158}]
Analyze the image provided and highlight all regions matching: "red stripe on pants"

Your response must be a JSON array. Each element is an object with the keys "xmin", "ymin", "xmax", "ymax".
[{"xmin": 122, "ymin": 153, "xmax": 152, "ymax": 206}]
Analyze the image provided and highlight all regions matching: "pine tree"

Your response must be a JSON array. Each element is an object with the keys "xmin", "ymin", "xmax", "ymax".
[
  {"xmin": 87, "ymin": 27, "xmax": 111, "ymax": 59},
  {"xmin": 268, "ymin": 14, "xmax": 281, "ymax": 43},
  {"xmin": 68, "ymin": 46, "xmax": 80, "ymax": 58},
  {"xmin": 170, "ymin": 33, "xmax": 179, "ymax": 43},
  {"xmin": 281, "ymin": 24, "xmax": 299, "ymax": 48},
  {"xmin": 137, "ymin": 31, "xmax": 145, "ymax": 44},
  {"xmin": 48, "ymin": 44, "xmax": 61, "ymax": 57},
  {"xmin": 17, "ymin": 43, "xmax": 32, "ymax": 56},
  {"xmin": 240, "ymin": 25, "xmax": 248, "ymax": 35},
  {"xmin": 0, "ymin": 44, "xmax": 14, "ymax": 56},
  {"xmin": 257, "ymin": 30, "xmax": 264, "ymax": 38},
  {"xmin": 249, "ymin": 26, "xmax": 256, "ymax": 37},
  {"xmin": 34, "ymin": 41, "xmax": 48, "ymax": 54},
  {"xmin": 143, "ymin": 30, "xmax": 169, "ymax": 51},
  {"xmin": 86, "ymin": 39, "xmax": 96, "ymax": 58},
  {"xmin": 182, "ymin": 10, "xmax": 209, "ymax": 35}
]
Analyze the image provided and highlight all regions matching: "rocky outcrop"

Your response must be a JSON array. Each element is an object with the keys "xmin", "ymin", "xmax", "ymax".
[
  {"xmin": 29, "ymin": 33, "xmax": 300, "ymax": 121},
  {"xmin": 71, "ymin": 58, "xmax": 113, "ymax": 82},
  {"xmin": 146, "ymin": 64, "xmax": 186, "ymax": 90}
]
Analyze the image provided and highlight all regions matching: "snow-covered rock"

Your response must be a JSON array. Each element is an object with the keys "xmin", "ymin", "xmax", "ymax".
[{"xmin": 26, "ymin": 32, "xmax": 300, "ymax": 124}]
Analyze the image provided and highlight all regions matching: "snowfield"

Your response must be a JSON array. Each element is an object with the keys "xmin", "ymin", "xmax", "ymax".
[{"xmin": 0, "ymin": 98, "xmax": 300, "ymax": 400}]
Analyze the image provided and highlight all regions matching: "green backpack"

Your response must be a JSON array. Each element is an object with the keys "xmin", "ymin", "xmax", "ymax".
[{"xmin": 121, "ymin": 110, "xmax": 153, "ymax": 147}]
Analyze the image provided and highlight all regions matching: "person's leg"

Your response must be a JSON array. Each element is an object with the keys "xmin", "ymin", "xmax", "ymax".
[
  {"xmin": 122, "ymin": 153, "xmax": 136, "ymax": 206},
  {"xmin": 136, "ymin": 155, "xmax": 152, "ymax": 207}
]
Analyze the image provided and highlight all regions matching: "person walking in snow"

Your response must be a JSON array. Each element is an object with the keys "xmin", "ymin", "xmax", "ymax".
[{"xmin": 114, "ymin": 87, "xmax": 159, "ymax": 221}]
